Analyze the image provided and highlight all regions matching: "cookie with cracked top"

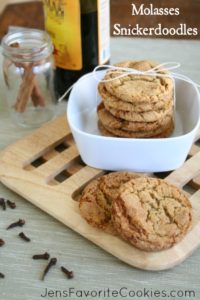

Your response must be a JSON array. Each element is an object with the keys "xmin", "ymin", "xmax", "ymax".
[
  {"xmin": 105, "ymin": 102, "xmax": 173, "ymax": 123},
  {"xmin": 103, "ymin": 60, "xmax": 173, "ymax": 104},
  {"xmin": 79, "ymin": 172, "xmax": 139, "ymax": 234},
  {"xmin": 98, "ymin": 115, "xmax": 174, "ymax": 138},
  {"xmin": 97, "ymin": 102, "xmax": 173, "ymax": 133},
  {"xmin": 98, "ymin": 82, "xmax": 172, "ymax": 113},
  {"xmin": 79, "ymin": 178, "xmax": 115, "ymax": 234},
  {"xmin": 112, "ymin": 177, "xmax": 192, "ymax": 251},
  {"xmin": 96, "ymin": 172, "xmax": 140, "ymax": 213}
]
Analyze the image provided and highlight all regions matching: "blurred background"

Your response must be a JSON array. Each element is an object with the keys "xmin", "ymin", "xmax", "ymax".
[{"xmin": 0, "ymin": 0, "xmax": 199, "ymax": 40}]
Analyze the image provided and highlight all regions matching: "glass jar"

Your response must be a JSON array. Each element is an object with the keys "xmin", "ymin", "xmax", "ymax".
[{"xmin": 1, "ymin": 29, "xmax": 56, "ymax": 128}]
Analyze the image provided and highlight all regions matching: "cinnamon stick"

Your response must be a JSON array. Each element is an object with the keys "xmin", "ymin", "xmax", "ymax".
[
  {"xmin": 14, "ymin": 63, "xmax": 36, "ymax": 113},
  {"xmin": 9, "ymin": 42, "xmax": 46, "ymax": 112},
  {"xmin": 31, "ymin": 79, "xmax": 46, "ymax": 107}
]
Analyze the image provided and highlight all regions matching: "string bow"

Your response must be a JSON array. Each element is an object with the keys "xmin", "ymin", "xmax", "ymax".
[{"xmin": 58, "ymin": 62, "xmax": 200, "ymax": 102}]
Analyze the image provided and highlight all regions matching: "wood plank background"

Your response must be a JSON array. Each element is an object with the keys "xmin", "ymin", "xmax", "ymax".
[
  {"xmin": 0, "ymin": 1, "xmax": 44, "ymax": 38},
  {"xmin": 0, "ymin": 0, "xmax": 199, "ymax": 39}
]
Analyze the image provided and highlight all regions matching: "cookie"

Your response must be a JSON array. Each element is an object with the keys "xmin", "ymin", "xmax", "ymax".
[
  {"xmin": 98, "ymin": 82, "xmax": 172, "ymax": 113},
  {"xmin": 105, "ymin": 102, "xmax": 173, "ymax": 123},
  {"xmin": 98, "ymin": 118, "xmax": 174, "ymax": 138},
  {"xmin": 98, "ymin": 120, "xmax": 115, "ymax": 137},
  {"xmin": 100, "ymin": 118, "xmax": 174, "ymax": 138},
  {"xmin": 97, "ymin": 102, "xmax": 173, "ymax": 132},
  {"xmin": 112, "ymin": 177, "xmax": 192, "ymax": 251},
  {"xmin": 103, "ymin": 60, "xmax": 173, "ymax": 104},
  {"xmin": 96, "ymin": 172, "xmax": 140, "ymax": 213},
  {"xmin": 79, "ymin": 178, "xmax": 115, "ymax": 234},
  {"xmin": 79, "ymin": 172, "xmax": 140, "ymax": 234}
]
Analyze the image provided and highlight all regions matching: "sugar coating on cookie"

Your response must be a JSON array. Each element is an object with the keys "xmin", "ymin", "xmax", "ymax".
[
  {"xmin": 98, "ymin": 117, "xmax": 174, "ymax": 138},
  {"xmin": 106, "ymin": 103, "xmax": 173, "ymax": 123},
  {"xmin": 112, "ymin": 177, "xmax": 192, "ymax": 251},
  {"xmin": 79, "ymin": 172, "xmax": 139, "ymax": 234},
  {"xmin": 79, "ymin": 178, "xmax": 115, "ymax": 234},
  {"xmin": 99, "ymin": 82, "xmax": 172, "ymax": 113},
  {"xmin": 97, "ymin": 102, "xmax": 174, "ymax": 136},
  {"xmin": 97, "ymin": 60, "xmax": 174, "ymax": 138},
  {"xmin": 96, "ymin": 172, "xmax": 140, "ymax": 211},
  {"xmin": 103, "ymin": 60, "xmax": 173, "ymax": 104}
]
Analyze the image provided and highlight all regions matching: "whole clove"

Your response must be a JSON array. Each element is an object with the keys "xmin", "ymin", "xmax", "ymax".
[
  {"xmin": 0, "ymin": 272, "xmax": 5, "ymax": 279},
  {"xmin": 41, "ymin": 257, "xmax": 57, "ymax": 281},
  {"xmin": 19, "ymin": 232, "xmax": 31, "ymax": 242},
  {"xmin": 0, "ymin": 239, "xmax": 5, "ymax": 247},
  {"xmin": 0, "ymin": 198, "xmax": 6, "ymax": 210},
  {"xmin": 7, "ymin": 219, "xmax": 25, "ymax": 230},
  {"xmin": 61, "ymin": 266, "xmax": 74, "ymax": 279},
  {"xmin": 6, "ymin": 200, "xmax": 16, "ymax": 209},
  {"xmin": 32, "ymin": 252, "xmax": 50, "ymax": 260}
]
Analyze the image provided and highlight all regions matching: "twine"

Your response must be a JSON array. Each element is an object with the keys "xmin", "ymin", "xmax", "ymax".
[{"xmin": 58, "ymin": 62, "xmax": 200, "ymax": 103}]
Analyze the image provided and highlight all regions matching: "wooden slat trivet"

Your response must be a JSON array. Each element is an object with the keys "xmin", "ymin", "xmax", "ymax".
[{"xmin": 0, "ymin": 115, "xmax": 200, "ymax": 271}]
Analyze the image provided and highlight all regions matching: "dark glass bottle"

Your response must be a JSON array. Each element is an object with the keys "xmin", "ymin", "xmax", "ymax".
[{"xmin": 43, "ymin": 0, "xmax": 110, "ymax": 99}]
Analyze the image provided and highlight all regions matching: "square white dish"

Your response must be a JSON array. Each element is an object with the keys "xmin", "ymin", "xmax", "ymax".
[{"xmin": 67, "ymin": 70, "xmax": 200, "ymax": 172}]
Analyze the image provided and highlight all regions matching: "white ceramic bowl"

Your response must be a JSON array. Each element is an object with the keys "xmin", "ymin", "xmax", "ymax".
[{"xmin": 67, "ymin": 71, "xmax": 200, "ymax": 172}]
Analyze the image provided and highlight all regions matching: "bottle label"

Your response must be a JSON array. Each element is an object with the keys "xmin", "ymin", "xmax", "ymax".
[
  {"xmin": 43, "ymin": 0, "xmax": 110, "ymax": 70},
  {"xmin": 43, "ymin": 0, "xmax": 82, "ymax": 70},
  {"xmin": 98, "ymin": 0, "xmax": 110, "ymax": 64}
]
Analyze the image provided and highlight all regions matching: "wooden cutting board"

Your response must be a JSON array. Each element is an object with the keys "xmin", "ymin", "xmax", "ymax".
[{"xmin": 0, "ymin": 115, "xmax": 200, "ymax": 271}]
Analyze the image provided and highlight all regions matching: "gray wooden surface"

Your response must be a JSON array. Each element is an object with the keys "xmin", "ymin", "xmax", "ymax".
[{"xmin": 0, "ymin": 38, "xmax": 200, "ymax": 300}]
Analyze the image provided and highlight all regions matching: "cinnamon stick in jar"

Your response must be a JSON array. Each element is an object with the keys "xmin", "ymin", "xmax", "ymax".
[
  {"xmin": 10, "ymin": 43, "xmax": 46, "ymax": 112},
  {"xmin": 2, "ymin": 29, "xmax": 55, "ymax": 127},
  {"xmin": 14, "ymin": 63, "xmax": 35, "ymax": 113}
]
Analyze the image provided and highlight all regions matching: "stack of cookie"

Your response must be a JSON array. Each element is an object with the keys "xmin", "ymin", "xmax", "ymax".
[
  {"xmin": 97, "ymin": 60, "xmax": 174, "ymax": 138},
  {"xmin": 79, "ymin": 172, "xmax": 192, "ymax": 252}
]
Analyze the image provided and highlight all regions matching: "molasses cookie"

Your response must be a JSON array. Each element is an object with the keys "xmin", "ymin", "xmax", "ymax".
[
  {"xmin": 79, "ymin": 172, "xmax": 139, "ymax": 234},
  {"xmin": 97, "ymin": 102, "xmax": 173, "ymax": 132},
  {"xmin": 96, "ymin": 172, "xmax": 140, "ymax": 212},
  {"xmin": 106, "ymin": 103, "xmax": 173, "ymax": 123},
  {"xmin": 112, "ymin": 177, "xmax": 192, "ymax": 251},
  {"xmin": 103, "ymin": 60, "xmax": 173, "ymax": 104},
  {"xmin": 79, "ymin": 178, "xmax": 115, "ymax": 234},
  {"xmin": 100, "ymin": 118, "xmax": 174, "ymax": 138},
  {"xmin": 98, "ymin": 82, "xmax": 173, "ymax": 113}
]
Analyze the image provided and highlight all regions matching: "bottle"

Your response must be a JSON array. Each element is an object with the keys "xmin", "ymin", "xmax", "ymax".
[{"xmin": 43, "ymin": 0, "xmax": 110, "ymax": 99}]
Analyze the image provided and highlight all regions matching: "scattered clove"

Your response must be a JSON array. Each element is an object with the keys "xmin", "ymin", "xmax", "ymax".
[
  {"xmin": 41, "ymin": 257, "xmax": 57, "ymax": 281},
  {"xmin": 0, "ymin": 198, "xmax": 6, "ymax": 210},
  {"xmin": 32, "ymin": 252, "xmax": 50, "ymax": 260},
  {"xmin": 7, "ymin": 219, "xmax": 25, "ymax": 230},
  {"xmin": 0, "ymin": 272, "xmax": 5, "ymax": 279},
  {"xmin": 61, "ymin": 266, "xmax": 74, "ymax": 279},
  {"xmin": 0, "ymin": 239, "xmax": 5, "ymax": 247},
  {"xmin": 6, "ymin": 200, "xmax": 16, "ymax": 209},
  {"xmin": 19, "ymin": 232, "xmax": 31, "ymax": 242}
]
